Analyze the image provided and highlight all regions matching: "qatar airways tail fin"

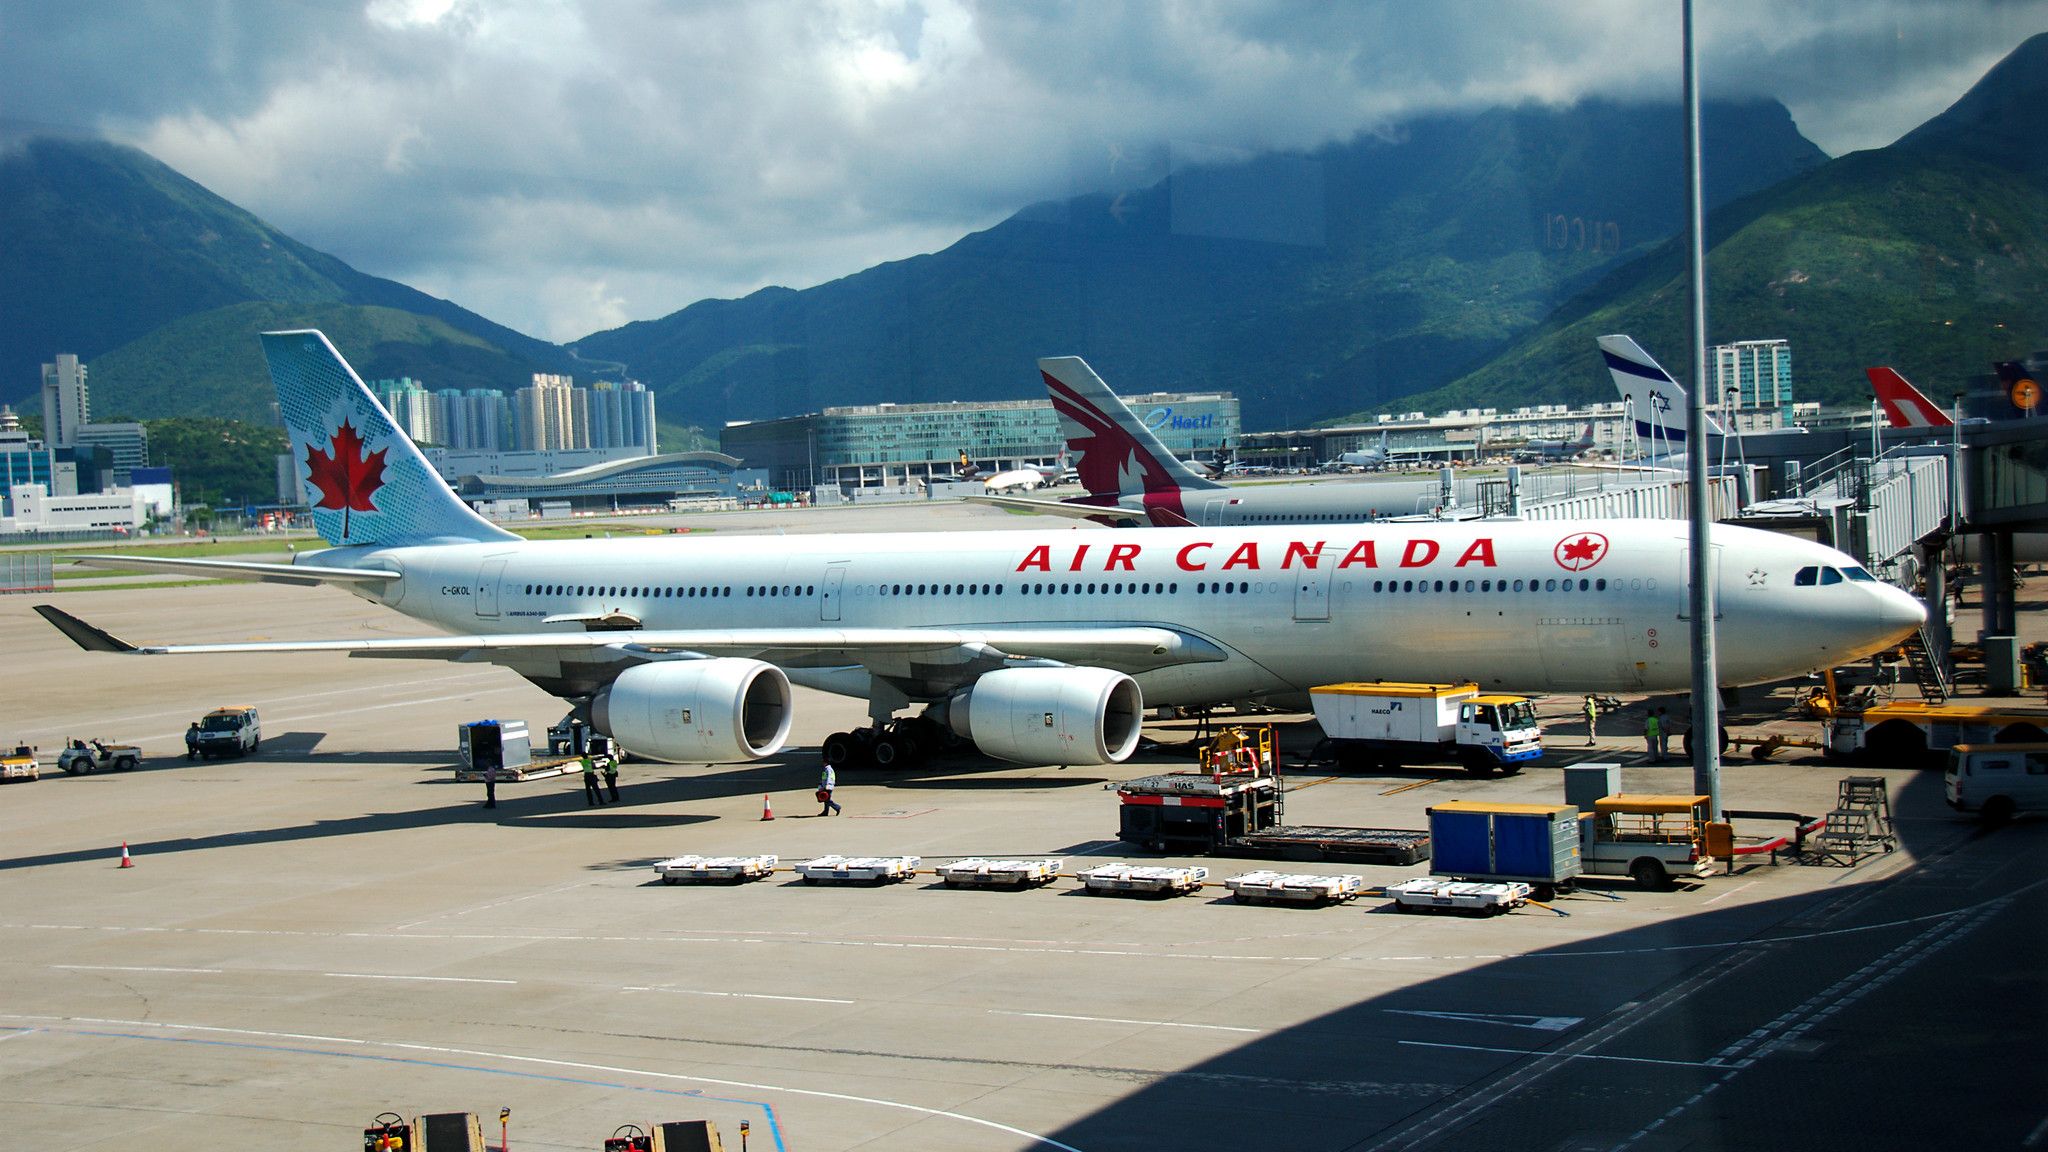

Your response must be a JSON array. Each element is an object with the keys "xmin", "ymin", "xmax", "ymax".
[
  {"xmin": 1596, "ymin": 335, "xmax": 1724, "ymax": 443},
  {"xmin": 1867, "ymin": 367, "xmax": 1954, "ymax": 428},
  {"xmin": 1038, "ymin": 356, "xmax": 1222, "ymax": 499},
  {"xmin": 262, "ymin": 330, "xmax": 518, "ymax": 547}
]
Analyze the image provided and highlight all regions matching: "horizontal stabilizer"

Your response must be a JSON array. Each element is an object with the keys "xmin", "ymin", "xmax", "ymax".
[
  {"xmin": 33, "ymin": 605, "xmax": 137, "ymax": 653},
  {"xmin": 961, "ymin": 493, "xmax": 1148, "ymax": 523},
  {"xmin": 68, "ymin": 554, "xmax": 402, "ymax": 587}
]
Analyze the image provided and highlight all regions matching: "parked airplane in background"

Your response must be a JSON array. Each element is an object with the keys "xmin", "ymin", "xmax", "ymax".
[
  {"xmin": 1331, "ymin": 431, "xmax": 1393, "ymax": 471},
  {"xmin": 979, "ymin": 451, "xmax": 1074, "ymax": 493},
  {"xmin": 970, "ymin": 357, "xmax": 1455, "ymax": 525},
  {"xmin": 1866, "ymin": 367, "xmax": 1995, "ymax": 429},
  {"xmin": 1513, "ymin": 423, "xmax": 1596, "ymax": 462},
  {"xmin": 37, "ymin": 332, "xmax": 1924, "ymax": 776}
]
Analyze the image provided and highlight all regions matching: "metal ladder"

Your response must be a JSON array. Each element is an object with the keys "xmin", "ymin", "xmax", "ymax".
[
  {"xmin": 1813, "ymin": 775, "xmax": 1897, "ymax": 864},
  {"xmin": 1901, "ymin": 624, "xmax": 1951, "ymax": 704}
]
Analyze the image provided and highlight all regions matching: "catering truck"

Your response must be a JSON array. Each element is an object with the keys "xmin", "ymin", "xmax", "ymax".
[{"xmin": 1312, "ymin": 682, "xmax": 1543, "ymax": 776}]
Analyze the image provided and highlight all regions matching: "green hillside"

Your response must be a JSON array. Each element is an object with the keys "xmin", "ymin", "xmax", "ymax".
[
  {"xmin": 0, "ymin": 137, "xmax": 577, "ymax": 420},
  {"xmin": 1392, "ymin": 33, "xmax": 2048, "ymax": 416},
  {"xmin": 575, "ymin": 100, "xmax": 1826, "ymax": 430}
]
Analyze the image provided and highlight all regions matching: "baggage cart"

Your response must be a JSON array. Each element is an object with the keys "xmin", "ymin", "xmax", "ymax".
[
  {"xmin": 795, "ymin": 855, "xmax": 920, "ymax": 885},
  {"xmin": 1427, "ymin": 799, "xmax": 1582, "ymax": 899},
  {"xmin": 934, "ymin": 858, "xmax": 1063, "ymax": 888},
  {"xmin": 1222, "ymin": 870, "xmax": 1367, "ymax": 906},
  {"xmin": 653, "ymin": 854, "xmax": 778, "ymax": 884},
  {"xmin": 1384, "ymin": 877, "xmax": 1533, "ymax": 916},
  {"xmin": 1076, "ymin": 863, "xmax": 1209, "ymax": 897}
]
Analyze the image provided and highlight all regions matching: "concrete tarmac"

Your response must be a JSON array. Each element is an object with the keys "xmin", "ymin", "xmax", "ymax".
[{"xmin": 2, "ymin": 568, "xmax": 2042, "ymax": 1150}]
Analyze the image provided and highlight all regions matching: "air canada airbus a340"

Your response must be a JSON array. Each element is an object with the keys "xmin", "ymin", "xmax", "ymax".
[{"xmin": 38, "ymin": 331, "xmax": 1924, "ymax": 770}]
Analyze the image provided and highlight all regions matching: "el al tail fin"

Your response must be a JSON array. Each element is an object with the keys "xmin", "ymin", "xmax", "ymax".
[
  {"xmin": 1866, "ymin": 367, "xmax": 1953, "ymax": 429},
  {"xmin": 263, "ymin": 330, "xmax": 518, "ymax": 546},
  {"xmin": 1038, "ymin": 356, "xmax": 1221, "ymax": 498},
  {"xmin": 1595, "ymin": 335, "xmax": 1724, "ymax": 442}
]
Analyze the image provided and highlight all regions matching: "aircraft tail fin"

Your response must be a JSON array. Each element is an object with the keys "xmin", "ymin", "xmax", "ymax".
[
  {"xmin": 1595, "ymin": 335, "xmax": 1724, "ymax": 442},
  {"xmin": 1866, "ymin": 367, "xmax": 1953, "ymax": 429},
  {"xmin": 1038, "ymin": 357, "xmax": 1222, "ymax": 497},
  {"xmin": 262, "ymin": 330, "xmax": 519, "ymax": 547}
]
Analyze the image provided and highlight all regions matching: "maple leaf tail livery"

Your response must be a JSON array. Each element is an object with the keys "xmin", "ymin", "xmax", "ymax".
[
  {"xmin": 37, "ymin": 329, "xmax": 1929, "ymax": 773},
  {"xmin": 1866, "ymin": 367, "xmax": 1954, "ymax": 429},
  {"xmin": 267, "ymin": 330, "xmax": 520, "ymax": 547}
]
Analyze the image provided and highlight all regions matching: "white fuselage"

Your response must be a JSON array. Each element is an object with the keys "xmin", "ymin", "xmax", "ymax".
[{"xmin": 326, "ymin": 519, "xmax": 1922, "ymax": 707}]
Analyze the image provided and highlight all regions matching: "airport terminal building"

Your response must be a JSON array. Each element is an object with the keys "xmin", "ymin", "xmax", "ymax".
[{"xmin": 722, "ymin": 392, "xmax": 1240, "ymax": 491}]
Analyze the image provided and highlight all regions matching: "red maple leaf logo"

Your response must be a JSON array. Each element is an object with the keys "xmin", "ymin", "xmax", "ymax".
[
  {"xmin": 1554, "ymin": 532, "xmax": 1609, "ymax": 571},
  {"xmin": 304, "ymin": 419, "xmax": 387, "ymax": 540}
]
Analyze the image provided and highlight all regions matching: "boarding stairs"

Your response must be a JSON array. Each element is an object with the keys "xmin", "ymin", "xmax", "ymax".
[
  {"xmin": 1812, "ymin": 776, "xmax": 1897, "ymax": 865},
  {"xmin": 1902, "ymin": 624, "xmax": 1952, "ymax": 705}
]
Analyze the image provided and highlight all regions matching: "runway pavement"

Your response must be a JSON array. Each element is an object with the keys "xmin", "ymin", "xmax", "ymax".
[{"xmin": 1, "ymin": 575, "xmax": 2042, "ymax": 1151}]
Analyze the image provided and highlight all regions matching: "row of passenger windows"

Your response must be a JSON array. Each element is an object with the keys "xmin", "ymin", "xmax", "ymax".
[{"xmin": 520, "ymin": 575, "xmax": 1650, "ymax": 600}]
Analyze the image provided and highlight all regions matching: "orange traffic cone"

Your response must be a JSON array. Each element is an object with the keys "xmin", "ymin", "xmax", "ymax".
[
  {"xmin": 760, "ymin": 794, "xmax": 775, "ymax": 821},
  {"xmin": 118, "ymin": 841, "xmax": 133, "ymax": 868}
]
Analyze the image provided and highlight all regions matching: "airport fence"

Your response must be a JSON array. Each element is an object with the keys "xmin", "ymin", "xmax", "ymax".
[{"xmin": 0, "ymin": 552, "xmax": 54, "ymax": 594}]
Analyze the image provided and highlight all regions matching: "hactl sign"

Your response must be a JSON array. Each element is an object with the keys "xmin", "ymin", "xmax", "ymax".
[{"xmin": 1145, "ymin": 406, "xmax": 1215, "ymax": 432}]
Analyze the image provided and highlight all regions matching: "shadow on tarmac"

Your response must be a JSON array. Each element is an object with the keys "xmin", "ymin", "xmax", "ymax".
[{"xmin": 1041, "ymin": 770, "xmax": 2048, "ymax": 1152}]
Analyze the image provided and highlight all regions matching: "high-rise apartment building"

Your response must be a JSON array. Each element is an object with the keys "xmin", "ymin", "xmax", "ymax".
[
  {"xmin": 1710, "ymin": 339, "xmax": 1795, "ymax": 431},
  {"xmin": 40, "ymin": 354, "xmax": 89, "ymax": 448},
  {"xmin": 517, "ymin": 374, "xmax": 580, "ymax": 451},
  {"xmin": 370, "ymin": 378, "xmax": 438, "ymax": 444}
]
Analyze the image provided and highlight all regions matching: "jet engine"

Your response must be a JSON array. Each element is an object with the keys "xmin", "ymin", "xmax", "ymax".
[
  {"xmin": 939, "ymin": 667, "xmax": 1142, "ymax": 766},
  {"xmin": 591, "ymin": 659, "xmax": 792, "ymax": 763}
]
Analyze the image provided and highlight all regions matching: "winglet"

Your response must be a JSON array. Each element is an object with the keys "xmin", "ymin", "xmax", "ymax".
[{"xmin": 34, "ymin": 605, "xmax": 138, "ymax": 653}]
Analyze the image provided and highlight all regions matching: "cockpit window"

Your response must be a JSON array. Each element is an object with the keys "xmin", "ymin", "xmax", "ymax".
[
  {"xmin": 1795, "ymin": 566, "xmax": 1818, "ymax": 586},
  {"xmin": 1820, "ymin": 567, "xmax": 1844, "ymax": 585},
  {"xmin": 1843, "ymin": 567, "xmax": 1877, "ymax": 581}
]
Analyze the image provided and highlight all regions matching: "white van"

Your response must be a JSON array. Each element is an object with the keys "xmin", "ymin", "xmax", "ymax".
[
  {"xmin": 1944, "ymin": 743, "xmax": 2048, "ymax": 823},
  {"xmin": 194, "ymin": 706, "xmax": 262, "ymax": 759}
]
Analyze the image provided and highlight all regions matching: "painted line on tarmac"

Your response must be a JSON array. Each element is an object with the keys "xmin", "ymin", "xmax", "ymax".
[
  {"xmin": 52, "ymin": 964, "xmax": 224, "ymax": 974},
  {"xmin": 323, "ymin": 972, "xmax": 518, "ymax": 985},
  {"xmin": 1397, "ymin": 1040, "xmax": 1716, "ymax": 1068},
  {"xmin": 624, "ymin": 986, "xmax": 855, "ymax": 1005},
  {"xmin": 1700, "ymin": 879, "xmax": 1759, "ymax": 906},
  {"xmin": 0, "ymin": 1014, "xmax": 1087, "ymax": 1152},
  {"xmin": 988, "ymin": 1010, "xmax": 1262, "ymax": 1034}
]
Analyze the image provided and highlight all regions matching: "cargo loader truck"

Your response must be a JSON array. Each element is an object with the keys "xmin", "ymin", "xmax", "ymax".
[{"xmin": 1311, "ymin": 682, "xmax": 1543, "ymax": 776}]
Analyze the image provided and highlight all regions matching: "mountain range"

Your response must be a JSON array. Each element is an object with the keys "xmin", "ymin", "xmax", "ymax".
[{"xmin": 2, "ymin": 33, "xmax": 2042, "ymax": 432}]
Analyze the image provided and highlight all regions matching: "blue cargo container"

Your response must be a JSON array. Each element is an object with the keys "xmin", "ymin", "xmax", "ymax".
[{"xmin": 1426, "ymin": 800, "xmax": 1582, "ymax": 894}]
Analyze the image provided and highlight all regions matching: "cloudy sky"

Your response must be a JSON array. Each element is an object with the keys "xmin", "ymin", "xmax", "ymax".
[{"xmin": 3, "ymin": 1, "xmax": 2042, "ymax": 343}]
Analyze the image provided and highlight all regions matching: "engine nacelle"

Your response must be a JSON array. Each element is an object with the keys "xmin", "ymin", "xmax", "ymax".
[
  {"xmin": 592, "ymin": 659, "xmax": 792, "ymax": 763},
  {"xmin": 941, "ymin": 667, "xmax": 1142, "ymax": 766}
]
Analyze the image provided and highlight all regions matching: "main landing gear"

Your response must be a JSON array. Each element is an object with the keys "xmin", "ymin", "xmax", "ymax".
[{"xmin": 821, "ymin": 715, "xmax": 955, "ymax": 769}]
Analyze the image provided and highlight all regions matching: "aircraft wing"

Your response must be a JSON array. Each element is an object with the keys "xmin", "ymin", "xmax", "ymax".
[
  {"xmin": 960, "ymin": 493, "xmax": 1147, "ymax": 523},
  {"xmin": 67, "ymin": 554, "xmax": 401, "ymax": 587},
  {"xmin": 34, "ymin": 606, "xmax": 1227, "ymax": 683}
]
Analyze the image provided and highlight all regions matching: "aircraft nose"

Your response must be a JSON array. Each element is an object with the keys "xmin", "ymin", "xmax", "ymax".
[{"xmin": 1874, "ymin": 583, "xmax": 1927, "ymax": 638}]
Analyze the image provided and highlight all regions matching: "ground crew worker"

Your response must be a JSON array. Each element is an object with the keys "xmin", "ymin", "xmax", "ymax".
[
  {"xmin": 185, "ymin": 722, "xmax": 201, "ymax": 760},
  {"xmin": 818, "ymin": 762, "xmax": 841, "ymax": 816},
  {"xmin": 1582, "ymin": 695, "xmax": 1599, "ymax": 746},
  {"xmin": 582, "ymin": 756, "xmax": 604, "ymax": 806},
  {"xmin": 1654, "ymin": 707, "xmax": 1672, "ymax": 760},
  {"xmin": 603, "ymin": 756, "xmax": 620, "ymax": 802},
  {"xmin": 483, "ymin": 756, "xmax": 498, "ymax": 810},
  {"xmin": 1645, "ymin": 709, "xmax": 1662, "ymax": 761}
]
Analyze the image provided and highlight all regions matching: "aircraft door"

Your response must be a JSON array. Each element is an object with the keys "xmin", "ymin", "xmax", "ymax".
[
  {"xmin": 1539, "ymin": 620, "xmax": 1640, "ymax": 688},
  {"xmin": 1678, "ymin": 546, "xmax": 1725, "ymax": 619},
  {"xmin": 821, "ymin": 564, "xmax": 847, "ymax": 621},
  {"xmin": 1202, "ymin": 500, "xmax": 1228, "ymax": 527},
  {"xmin": 475, "ymin": 557, "xmax": 508, "ymax": 618},
  {"xmin": 1292, "ymin": 563, "xmax": 1331, "ymax": 622}
]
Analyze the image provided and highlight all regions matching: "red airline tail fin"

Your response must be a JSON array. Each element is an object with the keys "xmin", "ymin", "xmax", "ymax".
[{"xmin": 1866, "ymin": 367, "xmax": 1952, "ymax": 429}]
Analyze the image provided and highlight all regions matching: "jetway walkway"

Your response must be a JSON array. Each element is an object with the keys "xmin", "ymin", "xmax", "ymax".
[{"xmin": 1737, "ymin": 447, "xmax": 1951, "ymax": 576}]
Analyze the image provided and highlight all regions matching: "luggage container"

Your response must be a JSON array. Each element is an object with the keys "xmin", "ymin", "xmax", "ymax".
[
  {"xmin": 1076, "ymin": 863, "xmax": 1208, "ymax": 897},
  {"xmin": 1427, "ymin": 799, "xmax": 1582, "ymax": 899},
  {"xmin": 794, "ymin": 855, "xmax": 920, "ymax": 885},
  {"xmin": 653, "ymin": 854, "xmax": 778, "ymax": 884},
  {"xmin": 1222, "ymin": 870, "xmax": 1366, "ymax": 906},
  {"xmin": 1384, "ymin": 877, "xmax": 1533, "ymax": 915},
  {"xmin": 934, "ymin": 858, "xmax": 1063, "ymax": 888}
]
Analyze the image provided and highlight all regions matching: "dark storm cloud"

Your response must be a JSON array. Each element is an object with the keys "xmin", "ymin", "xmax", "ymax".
[{"xmin": 1, "ymin": 1, "xmax": 2041, "ymax": 341}]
